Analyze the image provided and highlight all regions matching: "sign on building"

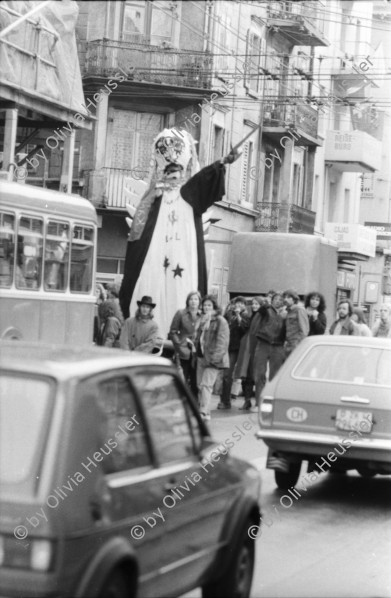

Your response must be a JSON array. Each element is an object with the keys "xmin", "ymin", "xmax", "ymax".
[
  {"xmin": 365, "ymin": 222, "xmax": 391, "ymax": 241},
  {"xmin": 325, "ymin": 223, "xmax": 376, "ymax": 258}
]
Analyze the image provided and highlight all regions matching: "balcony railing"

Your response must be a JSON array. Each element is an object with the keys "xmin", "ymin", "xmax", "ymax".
[
  {"xmin": 255, "ymin": 202, "xmax": 316, "ymax": 234},
  {"xmin": 263, "ymin": 102, "xmax": 318, "ymax": 139},
  {"xmin": 104, "ymin": 167, "xmax": 148, "ymax": 209},
  {"xmin": 267, "ymin": 1, "xmax": 328, "ymax": 46},
  {"xmin": 83, "ymin": 167, "xmax": 149, "ymax": 209},
  {"xmin": 83, "ymin": 39, "xmax": 213, "ymax": 89}
]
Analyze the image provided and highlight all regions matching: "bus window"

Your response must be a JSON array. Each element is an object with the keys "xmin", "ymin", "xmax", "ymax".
[
  {"xmin": 44, "ymin": 221, "xmax": 69, "ymax": 291},
  {"xmin": 70, "ymin": 225, "xmax": 94, "ymax": 293},
  {"xmin": 16, "ymin": 216, "xmax": 43, "ymax": 290},
  {"xmin": 0, "ymin": 212, "xmax": 15, "ymax": 289}
]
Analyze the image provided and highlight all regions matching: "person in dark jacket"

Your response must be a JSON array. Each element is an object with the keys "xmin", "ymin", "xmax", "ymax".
[
  {"xmin": 218, "ymin": 296, "xmax": 250, "ymax": 410},
  {"xmin": 195, "ymin": 295, "xmax": 229, "ymax": 421},
  {"xmin": 253, "ymin": 292, "xmax": 286, "ymax": 399},
  {"xmin": 305, "ymin": 291, "xmax": 327, "ymax": 335},
  {"xmin": 235, "ymin": 296, "xmax": 265, "ymax": 410},
  {"xmin": 169, "ymin": 290, "xmax": 202, "ymax": 397}
]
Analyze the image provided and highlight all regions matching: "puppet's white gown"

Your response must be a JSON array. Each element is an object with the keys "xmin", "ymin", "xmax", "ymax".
[{"xmin": 129, "ymin": 186, "xmax": 198, "ymax": 339}]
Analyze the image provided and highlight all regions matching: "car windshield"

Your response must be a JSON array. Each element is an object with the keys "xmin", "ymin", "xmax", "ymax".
[
  {"xmin": 293, "ymin": 345, "xmax": 391, "ymax": 387},
  {"xmin": 0, "ymin": 374, "xmax": 54, "ymax": 496}
]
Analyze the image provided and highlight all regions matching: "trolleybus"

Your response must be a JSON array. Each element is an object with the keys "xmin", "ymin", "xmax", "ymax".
[{"xmin": 0, "ymin": 180, "xmax": 97, "ymax": 345}]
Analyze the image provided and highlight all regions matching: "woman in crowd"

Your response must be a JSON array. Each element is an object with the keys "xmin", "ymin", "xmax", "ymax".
[
  {"xmin": 351, "ymin": 307, "xmax": 372, "ymax": 336},
  {"xmin": 305, "ymin": 291, "xmax": 327, "ymax": 335},
  {"xmin": 169, "ymin": 291, "xmax": 202, "ymax": 398},
  {"xmin": 97, "ymin": 299, "xmax": 124, "ymax": 348},
  {"xmin": 195, "ymin": 295, "xmax": 229, "ymax": 421},
  {"xmin": 235, "ymin": 296, "xmax": 265, "ymax": 411}
]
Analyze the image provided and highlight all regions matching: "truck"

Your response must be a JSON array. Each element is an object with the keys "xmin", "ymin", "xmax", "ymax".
[{"xmin": 227, "ymin": 232, "xmax": 338, "ymax": 326}]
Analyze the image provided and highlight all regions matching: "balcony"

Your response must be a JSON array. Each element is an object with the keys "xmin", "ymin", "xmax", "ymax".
[
  {"xmin": 83, "ymin": 39, "xmax": 213, "ymax": 90},
  {"xmin": 267, "ymin": 1, "xmax": 329, "ymax": 47},
  {"xmin": 255, "ymin": 202, "xmax": 316, "ymax": 234},
  {"xmin": 263, "ymin": 103, "xmax": 320, "ymax": 146},
  {"xmin": 325, "ymin": 130, "xmax": 382, "ymax": 173}
]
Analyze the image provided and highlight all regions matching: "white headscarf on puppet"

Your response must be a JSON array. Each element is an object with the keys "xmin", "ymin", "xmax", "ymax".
[{"xmin": 147, "ymin": 128, "xmax": 200, "ymax": 185}]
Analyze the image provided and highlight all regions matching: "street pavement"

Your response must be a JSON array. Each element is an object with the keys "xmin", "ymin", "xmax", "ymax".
[{"xmin": 183, "ymin": 394, "xmax": 391, "ymax": 598}]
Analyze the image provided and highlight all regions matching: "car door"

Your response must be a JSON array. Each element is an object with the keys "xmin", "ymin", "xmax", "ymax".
[
  {"xmin": 76, "ymin": 371, "xmax": 169, "ymax": 598},
  {"xmin": 129, "ymin": 367, "xmax": 242, "ymax": 597}
]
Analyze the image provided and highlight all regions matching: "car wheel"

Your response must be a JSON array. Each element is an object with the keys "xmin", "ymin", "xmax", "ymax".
[
  {"xmin": 98, "ymin": 571, "xmax": 129, "ymax": 598},
  {"xmin": 202, "ymin": 524, "xmax": 255, "ymax": 598},
  {"xmin": 275, "ymin": 462, "xmax": 301, "ymax": 490}
]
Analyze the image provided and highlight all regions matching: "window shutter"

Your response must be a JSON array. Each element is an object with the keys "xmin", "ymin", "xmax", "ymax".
[{"xmin": 240, "ymin": 141, "xmax": 249, "ymax": 203}]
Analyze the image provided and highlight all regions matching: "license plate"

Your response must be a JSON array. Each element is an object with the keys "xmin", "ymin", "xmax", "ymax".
[{"xmin": 335, "ymin": 409, "xmax": 373, "ymax": 433}]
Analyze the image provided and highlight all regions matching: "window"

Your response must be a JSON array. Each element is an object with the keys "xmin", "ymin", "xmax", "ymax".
[
  {"xmin": 246, "ymin": 31, "xmax": 263, "ymax": 95},
  {"xmin": 93, "ymin": 376, "xmax": 150, "ymax": 472},
  {"xmin": 0, "ymin": 211, "xmax": 15, "ymax": 288},
  {"xmin": 123, "ymin": 1, "xmax": 175, "ymax": 45},
  {"xmin": 292, "ymin": 163, "xmax": 303, "ymax": 206},
  {"xmin": 264, "ymin": 49, "xmax": 283, "ymax": 111},
  {"xmin": 293, "ymin": 345, "xmax": 391, "ymax": 387},
  {"xmin": 214, "ymin": 11, "xmax": 232, "ymax": 72},
  {"xmin": 44, "ymin": 221, "xmax": 69, "ymax": 291},
  {"xmin": 212, "ymin": 125, "xmax": 225, "ymax": 162},
  {"xmin": 0, "ymin": 374, "xmax": 54, "ymax": 495},
  {"xmin": 328, "ymin": 182, "xmax": 337, "ymax": 222},
  {"xmin": 343, "ymin": 189, "xmax": 350, "ymax": 222},
  {"xmin": 16, "ymin": 215, "xmax": 43, "ymax": 290},
  {"xmin": 70, "ymin": 225, "xmax": 94, "ymax": 293},
  {"xmin": 131, "ymin": 372, "xmax": 200, "ymax": 463},
  {"xmin": 123, "ymin": 2, "xmax": 146, "ymax": 41}
]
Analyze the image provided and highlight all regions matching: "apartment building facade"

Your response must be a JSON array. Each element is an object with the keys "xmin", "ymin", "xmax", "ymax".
[
  {"xmin": 4, "ymin": 1, "xmax": 387, "ymax": 319},
  {"xmin": 310, "ymin": 0, "xmax": 390, "ymax": 324},
  {"xmin": 75, "ymin": 0, "xmax": 332, "ymax": 306}
]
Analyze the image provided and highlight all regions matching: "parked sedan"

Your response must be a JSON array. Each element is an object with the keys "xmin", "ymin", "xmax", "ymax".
[
  {"xmin": 257, "ymin": 336, "xmax": 391, "ymax": 489},
  {"xmin": 0, "ymin": 342, "xmax": 261, "ymax": 598}
]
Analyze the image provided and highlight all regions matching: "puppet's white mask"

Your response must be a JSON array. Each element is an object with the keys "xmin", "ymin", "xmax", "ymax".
[{"xmin": 151, "ymin": 128, "xmax": 199, "ymax": 180}]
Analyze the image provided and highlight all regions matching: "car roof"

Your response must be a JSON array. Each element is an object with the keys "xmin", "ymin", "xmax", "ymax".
[
  {"xmin": 298, "ymin": 335, "xmax": 391, "ymax": 349},
  {"xmin": 0, "ymin": 341, "xmax": 172, "ymax": 380}
]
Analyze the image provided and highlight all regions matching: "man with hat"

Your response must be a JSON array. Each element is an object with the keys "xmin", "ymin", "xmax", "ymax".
[
  {"xmin": 218, "ymin": 296, "xmax": 250, "ymax": 410},
  {"xmin": 119, "ymin": 295, "xmax": 161, "ymax": 353}
]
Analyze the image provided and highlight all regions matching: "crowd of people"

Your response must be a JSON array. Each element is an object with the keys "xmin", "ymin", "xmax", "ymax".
[{"xmin": 94, "ymin": 283, "xmax": 391, "ymax": 422}]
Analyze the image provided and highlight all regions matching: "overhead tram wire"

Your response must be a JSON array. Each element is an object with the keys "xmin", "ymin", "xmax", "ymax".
[
  {"xmin": 157, "ymin": 1, "xmax": 388, "ymax": 97},
  {"xmin": 152, "ymin": 2, "xmax": 391, "ymax": 116}
]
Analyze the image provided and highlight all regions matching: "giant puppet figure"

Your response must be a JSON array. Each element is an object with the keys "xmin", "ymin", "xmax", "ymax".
[{"xmin": 119, "ymin": 127, "xmax": 241, "ymax": 338}]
